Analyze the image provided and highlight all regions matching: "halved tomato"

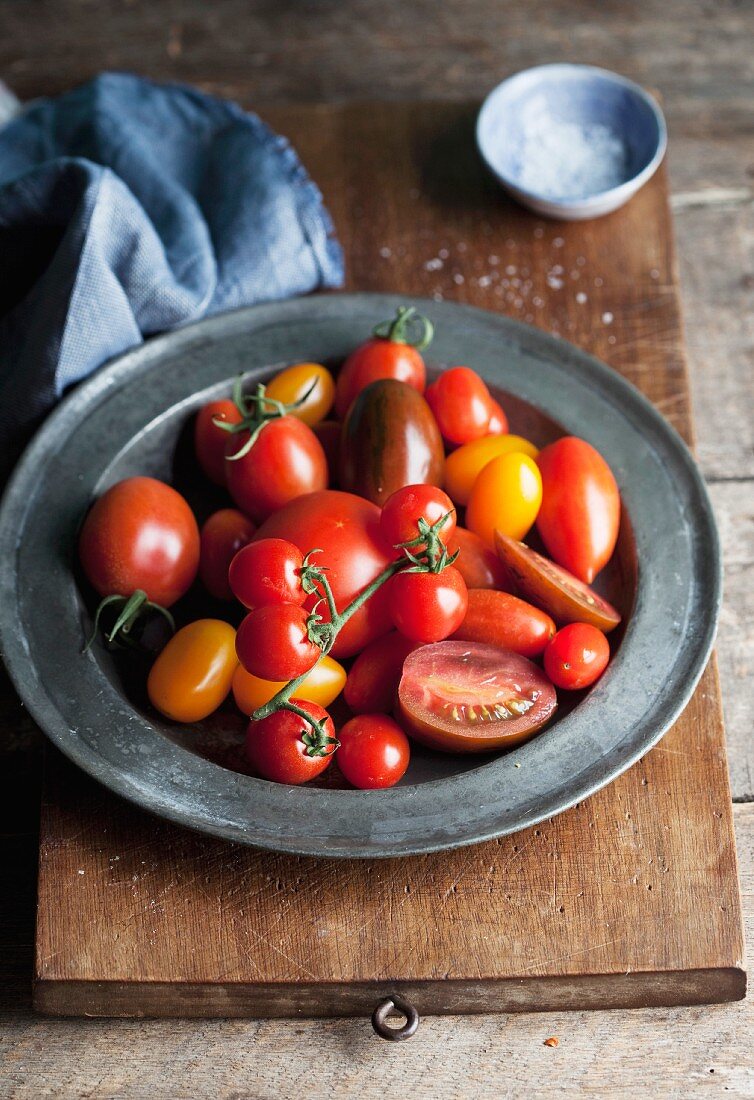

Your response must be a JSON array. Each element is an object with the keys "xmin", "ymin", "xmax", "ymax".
[
  {"xmin": 494, "ymin": 531, "xmax": 621, "ymax": 633},
  {"xmin": 397, "ymin": 640, "xmax": 557, "ymax": 754}
]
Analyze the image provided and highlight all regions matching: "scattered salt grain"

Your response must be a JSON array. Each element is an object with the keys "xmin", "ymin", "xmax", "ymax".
[
  {"xmin": 576, "ymin": 255, "xmax": 586, "ymax": 266},
  {"xmin": 594, "ymin": 276, "xmax": 604, "ymax": 287},
  {"xmin": 602, "ymin": 311, "xmax": 614, "ymax": 324},
  {"xmin": 488, "ymin": 254, "xmax": 500, "ymax": 265},
  {"xmin": 453, "ymin": 273, "xmax": 465, "ymax": 285},
  {"xmin": 424, "ymin": 257, "xmax": 443, "ymax": 272},
  {"xmin": 650, "ymin": 268, "xmax": 660, "ymax": 280},
  {"xmin": 439, "ymin": 248, "xmax": 449, "ymax": 259},
  {"xmin": 553, "ymin": 237, "xmax": 564, "ymax": 248},
  {"xmin": 534, "ymin": 227, "xmax": 544, "ymax": 238},
  {"xmin": 505, "ymin": 265, "xmax": 517, "ymax": 276},
  {"xmin": 547, "ymin": 275, "xmax": 564, "ymax": 290},
  {"xmin": 576, "ymin": 292, "xmax": 588, "ymax": 304},
  {"xmin": 379, "ymin": 246, "xmax": 392, "ymax": 259}
]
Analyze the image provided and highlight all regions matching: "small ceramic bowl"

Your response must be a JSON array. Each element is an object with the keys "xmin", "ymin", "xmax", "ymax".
[{"xmin": 476, "ymin": 64, "xmax": 667, "ymax": 220}]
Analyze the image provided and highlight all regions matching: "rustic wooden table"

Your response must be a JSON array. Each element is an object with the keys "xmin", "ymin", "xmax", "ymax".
[{"xmin": 1, "ymin": 2, "xmax": 751, "ymax": 1095}]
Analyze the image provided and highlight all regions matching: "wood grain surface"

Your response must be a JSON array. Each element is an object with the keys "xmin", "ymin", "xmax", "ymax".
[
  {"xmin": 31, "ymin": 101, "xmax": 744, "ymax": 1021},
  {"xmin": 1, "ymin": 1, "xmax": 752, "ymax": 1094}
]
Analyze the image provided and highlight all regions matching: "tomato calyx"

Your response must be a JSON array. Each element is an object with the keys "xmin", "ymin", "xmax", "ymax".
[
  {"xmin": 372, "ymin": 305, "xmax": 434, "ymax": 350},
  {"xmin": 213, "ymin": 374, "xmax": 319, "ymax": 462},
  {"xmin": 279, "ymin": 700, "xmax": 340, "ymax": 757},
  {"xmin": 393, "ymin": 511, "xmax": 459, "ymax": 575},
  {"xmin": 84, "ymin": 589, "xmax": 176, "ymax": 653}
]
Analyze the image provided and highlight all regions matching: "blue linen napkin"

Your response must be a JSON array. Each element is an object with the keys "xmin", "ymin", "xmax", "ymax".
[{"xmin": 0, "ymin": 73, "xmax": 344, "ymax": 475}]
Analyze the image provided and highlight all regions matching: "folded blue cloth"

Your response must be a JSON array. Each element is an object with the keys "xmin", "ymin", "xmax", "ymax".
[{"xmin": 0, "ymin": 73, "xmax": 344, "ymax": 474}]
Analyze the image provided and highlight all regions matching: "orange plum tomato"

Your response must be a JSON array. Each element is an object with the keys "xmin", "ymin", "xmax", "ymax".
[
  {"xmin": 447, "ymin": 527, "xmax": 512, "ymax": 591},
  {"xmin": 337, "ymin": 714, "xmax": 410, "ymax": 789},
  {"xmin": 245, "ymin": 702, "xmax": 336, "ymax": 785},
  {"xmin": 147, "ymin": 619, "xmax": 237, "ymax": 723},
  {"xmin": 228, "ymin": 538, "xmax": 305, "ymax": 610},
  {"xmin": 199, "ymin": 509, "xmax": 256, "ymax": 601},
  {"xmin": 452, "ymin": 589, "xmax": 555, "ymax": 659},
  {"xmin": 235, "ymin": 604, "xmax": 321, "ymax": 682},
  {"xmin": 389, "ymin": 566, "xmax": 468, "ymax": 644},
  {"xmin": 264, "ymin": 363, "xmax": 335, "ymax": 427},
  {"xmin": 425, "ymin": 366, "xmax": 492, "ymax": 445},
  {"xmin": 79, "ymin": 476, "xmax": 200, "ymax": 607},
  {"xmin": 444, "ymin": 433, "xmax": 539, "ymax": 507},
  {"xmin": 536, "ymin": 436, "xmax": 620, "ymax": 583},
  {"xmin": 398, "ymin": 640, "xmax": 557, "ymax": 753},
  {"xmin": 194, "ymin": 399, "xmax": 243, "ymax": 485},
  {"xmin": 543, "ymin": 623, "xmax": 610, "ymax": 690},
  {"xmin": 466, "ymin": 451, "xmax": 542, "ymax": 546},
  {"xmin": 232, "ymin": 654, "xmax": 346, "ymax": 715},
  {"xmin": 225, "ymin": 415, "xmax": 328, "ymax": 523}
]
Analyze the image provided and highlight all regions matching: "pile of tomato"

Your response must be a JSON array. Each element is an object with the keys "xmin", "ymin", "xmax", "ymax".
[{"xmin": 78, "ymin": 305, "xmax": 623, "ymax": 790}]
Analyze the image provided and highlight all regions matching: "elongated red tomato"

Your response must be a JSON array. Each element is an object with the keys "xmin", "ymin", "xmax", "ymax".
[
  {"xmin": 253, "ymin": 491, "xmax": 394, "ymax": 658},
  {"xmin": 452, "ymin": 589, "xmax": 555, "ymax": 658},
  {"xmin": 79, "ymin": 477, "xmax": 200, "ymax": 607},
  {"xmin": 245, "ymin": 702, "xmax": 336, "ymax": 784},
  {"xmin": 390, "ymin": 567, "xmax": 468, "ymax": 644},
  {"xmin": 544, "ymin": 623, "xmax": 610, "ymax": 690},
  {"xmin": 398, "ymin": 640, "xmax": 557, "ymax": 753},
  {"xmin": 225, "ymin": 416, "xmax": 328, "ymax": 523},
  {"xmin": 536, "ymin": 437, "xmax": 620, "ymax": 583},
  {"xmin": 148, "ymin": 619, "xmax": 237, "ymax": 722},
  {"xmin": 194, "ymin": 400, "xmax": 243, "ymax": 485},
  {"xmin": 486, "ymin": 398, "xmax": 509, "ymax": 435},
  {"xmin": 448, "ymin": 527, "xmax": 512, "ymax": 591},
  {"xmin": 199, "ymin": 509, "xmax": 256, "ymax": 601},
  {"xmin": 337, "ymin": 715, "xmax": 410, "ymax": 789},
  {"xmin": 344, "ymin": 631, "xmax": 419, "ymax": 714},
  {"xmin": 425, "ymin": 367, "xmax": 492, "ymax": 445}
]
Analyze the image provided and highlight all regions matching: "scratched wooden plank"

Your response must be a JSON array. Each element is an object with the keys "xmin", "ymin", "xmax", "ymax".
[{"xmin": 31, "ymin": 102, "xmax": 744, "ymax": 1019}]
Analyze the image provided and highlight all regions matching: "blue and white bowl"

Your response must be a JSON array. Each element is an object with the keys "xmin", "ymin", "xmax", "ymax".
[{"xmin": 476, "ymin": 64, "xmax": 667, "ymax": 220}]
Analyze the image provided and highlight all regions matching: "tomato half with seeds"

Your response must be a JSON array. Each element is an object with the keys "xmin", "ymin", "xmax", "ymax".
[
  {"xmin": 390, "ymin": 567, "xmax": 468, "ymax": 644},
  {"xmin": 398, "ymin": 640, "xmax": 557, "ymax": 753},
  {"xmin": 148, "ymin": 619, "xmax": 237, "ymax": 723},
  {"xmin": 194, "ymin": 399, "xmax": 243, "ymax": 485},
  {"xmin": 544, "ymin": 623, "xmax": 610, "ymax": 690},
  {"xmin": 337, "ymin": 715, "xmax": 410, "ymax": 789},
  {"xmin": 264, "ymin": 363, "xmax": 335, "ymax": 427},
  {"xmin": 225, "ymin": 416, "xmax": 328, "ymax": 523},
  {"xmin": 447, "ymin": 527, "xmax": 512, "ymax": 591},
  {"xmin": 199, "ymin": 509, "xmax": 256, "ymax": 601},
  {"xmin": 232, "ymin": 655, "xmax": 346, "ymax": 715},
  {"xmin": 494, "ymin": 532, "xmax": 621, "ymax": 633},
  {"xmin": 344, "ymin": 631, "xmax": 419, "ymax": 714},
  {"xmin": 452, "ymin": 589, "xmax": 555, "ymax": 659},
  {"xmin": 245, "ymin": 702, "xmax": 336, "ymax": 784}
]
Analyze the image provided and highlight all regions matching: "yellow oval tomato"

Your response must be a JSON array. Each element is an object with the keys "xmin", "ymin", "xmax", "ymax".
[
  {"xmin": 265, "ymin": 363, "xmax": 335, "ymax": 426},
  {"xmin": 231, "ymin": 654, "xmax": 346, "ymax": 715},
  {"xmin": 466, "ymin": 452, "xmax": 542, "ymax": 546},
  {"xmin": 148, "ymin": 620, "xmax": 237, "ymax": 722},
  {"xmin": 444, "ymin": 433, "xmax": 539, "ymax": 506}
]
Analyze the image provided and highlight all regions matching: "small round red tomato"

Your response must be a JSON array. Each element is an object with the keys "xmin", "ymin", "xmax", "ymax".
[
  {"xmin": 390, "ymin": 566, "xmax": 468, "ymax": 643},
  {"xmin": 447, "ymin": 527, "xmax": 512, "ymax": 591},
  {"xmin": 536, "ymin": 437, "xmax": 620, "ymax": 583},
  {"xmin": 494, "ymin": 531, "xmax": 621, "ymax": 633},
  {"xmin": 79, "ymin": 477, "xmax": 200, "ymax": 607},
  {"xmin": 225, "ymin": 416, "xmax": 328, "ymax": 523},
  {"xmin": 334, "ymin": 306, "xmax": 430, "ymax": 418},
  {"xmin": 253, "ymin": 491, "xmax": 394, "ymax": 658},
  {"xmin": 466, "ymin": 451, "xmax": 542, "ymax": 546},
  {"xmin": 245, "ymin": 702, "xmax": 336, "ymax": 784},
  {"xmin": 199, "ymin": 509, "xmax": 256, "ymax": 601},
  {"xmin": 236, "ymin": 605, "xmax": 320, "ymax": 681},
  {"xmin": 425, "ymin": 367, "xmax": 492, "ymax": 445},
  {"xmin": 486, "ymin": 398, "xmax": 509, "ymax": 435},
  {"xmin": 380, "ymin": 484, "xmax": 456, "ymax": 549},
  {"xmin": 343, "ymin": 631, "xmax": 418, "ymax": 714},
  {"xmin": 264, "ymin": 363, "xmax": 335, "ymax": 427},
  {"xmin": 544, "ymin": 623, "xmax": 610, "ymax": 690},
  {"xmin": 398, "ymin": 640, "xmax": 557, "ymax": 753},
  {"xmin": 194, "ymin": 400, "xmax": 243, "ymax": 485},
  {"xmin": 337, "ymin": 715, "xmax": 410, "ymax": 789},
  {"xmin": 148, "ymin": 619, "xmax": 237, "ymax": 723},
  {"xmin": 452, "ymin": 589, "xmax": 555, "ymax": 659},
  {"xmin": 229, "ymin": 538, "xmax": 305, "ymax": 610}
]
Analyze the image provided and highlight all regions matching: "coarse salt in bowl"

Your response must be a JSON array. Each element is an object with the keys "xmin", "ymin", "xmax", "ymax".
[{"xmin": 476, "ymin": 64, "xmax": 667, "ymax": 220}]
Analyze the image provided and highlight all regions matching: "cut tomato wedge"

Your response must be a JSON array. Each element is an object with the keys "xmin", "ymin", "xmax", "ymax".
[
  {"xmin": 397, "ymin": 640, "xmax": 557, "ymax": 753},
  {"xmin": 494, "ymin": 531, "xmax": 621, "ymax": 633}
]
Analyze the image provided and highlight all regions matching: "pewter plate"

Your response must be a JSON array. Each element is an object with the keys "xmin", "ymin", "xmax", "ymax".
[{"xmin": 0, "ymin": 294, "xmax": 720, "ymax": 858}]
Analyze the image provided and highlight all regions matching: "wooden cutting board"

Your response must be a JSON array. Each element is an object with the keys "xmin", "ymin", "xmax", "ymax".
[{"xmin": 34, "ymin": 102, "xmax": 745, "ymax": 1018}]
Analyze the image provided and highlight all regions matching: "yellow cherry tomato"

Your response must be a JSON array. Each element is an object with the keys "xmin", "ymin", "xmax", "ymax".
[
  {"xmin": 148, "ymin": 620, "xmax": 237, "ymax": 722},
  {"xmin": 265, "ymin": 363, "xmax": 335, "ymax": 426},
  {"xmin": 466, "ymin": 452, "xmax": 542, "ymax": 546},
  {"xmin": 231, "ymin": 655, "xmax": 346, "ymax": 715},
  {"xmin": 444, "ymin": 433, "xmax": 539, "ymax": 506}
]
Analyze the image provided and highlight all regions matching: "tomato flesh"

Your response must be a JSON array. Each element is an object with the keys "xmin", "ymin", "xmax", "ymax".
[
  {"xmin": 398, "ymin": 640, "xmax": 557, "ymax": 753},
  {"xmin": 494, "ymin": 531, "xmax": 621, "ymax": 633}
]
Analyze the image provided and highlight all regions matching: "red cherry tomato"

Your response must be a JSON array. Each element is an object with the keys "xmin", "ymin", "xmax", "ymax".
[
  {"xmin": 380, "ymin": 484, "xmax": 456, "ymax": 549},
  {"xmin": 544, "ymin": 623, "xmax": 610, "ymax": 690},
  {"xmin": 425, "ymin": 367, "xmax": 492, "ymax": 445},
  {"xmin": 79, "ymin": 476, "xmax": 200, "ymax": 606},
  {"xmin": 253, "ymin": 491, "xmax": 394, "ymax": 658},
  {"xmin": 390, "ymin": 566, "xmax": 468, "ymax": 643},
  {"xmin": 536, "ymin": 437, "xmax": 620, "ymax": 583},
  {"xmin": 343, "ymin": 631, "xmax": 418, "ymax": 714},
  {"xmin": 235, "ymin": 605, "xmax": 320, "ymax": 681},
  {"xmin": 452, "ymin": 589, "xmax": 556, "ymax": 659},
  {"xmin": 486, "ymin": 397, "xmax": 509, "ymax": 435},
  {"xmin": 448, "ymin": 527, "xmax": 512, "ymax": 591},
  {"xmin": 398, "ymin": 640, "xmax": 557, "ymax": 753},
  {"xmin": 229, "ymin": 538, "xmax": 305, "ymax": 610},
  {"xmin": 225, "ymin": 416, "xmax": 328, "ymax": 523},
  {"xmin": 335, "ymin": 307, "xmax": 430, "ymax": 418},
  {"xmin": 199, "ymin": 509, "xmax": 256, "ymax": 601},
  {"xmin": 245, "ymin": 702, "xmax": 336, "ymax": 784},
  {"xmin": 337, "ymin": 715, "xmax": 411, "ymax": 789},
  {"xmin": 194, "ymin": 400, "xmax": 243, "ymax": 485}
]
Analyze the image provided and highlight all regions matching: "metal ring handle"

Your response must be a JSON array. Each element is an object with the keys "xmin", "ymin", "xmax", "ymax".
[{"xmin": 371, "ymin": 994, "xmax": 420, "ymax": 1041}]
